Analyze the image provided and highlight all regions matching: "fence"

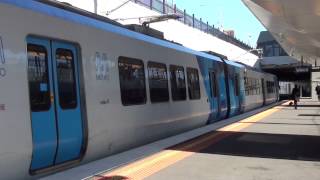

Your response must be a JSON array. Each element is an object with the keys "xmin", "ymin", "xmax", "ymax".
[{"xmin": 132, "ymin": 0, "xmax": 255, "ymax": 52}]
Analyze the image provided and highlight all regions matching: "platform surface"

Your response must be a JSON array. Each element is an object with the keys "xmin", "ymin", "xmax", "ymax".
[
  {"xmin": 43, "ymin": 100, "xmax": 320, "ymax": 180},
  {"xmin": 144, "ymin": 100, "xmax": 320, "ymax": 180}
]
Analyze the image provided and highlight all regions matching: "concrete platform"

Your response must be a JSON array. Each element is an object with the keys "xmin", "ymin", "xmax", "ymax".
[{"xmin": 42, "ymin": 100, "xmax": 320, "ymax": 180}]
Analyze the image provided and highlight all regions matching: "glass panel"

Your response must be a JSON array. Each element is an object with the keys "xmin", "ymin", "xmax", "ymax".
[
  {"xmin": 152, "ymin": 0, "xmax": 163, "ymax": 13},
  {"xmin": 210, "ymin": 72, "xmax": 217, "ymax": 97},
  {"xmin": 170, "ymin": 65, "xmax": 186, "ymax": 101},
  {"xmin": 28, "ymin": 44, "xmax": 51, "ymax": 112},
  {"xmin": 148, "ymin": 62, "xmax": 169, "ymax": 103},
  {"xmin": 234, "ymin": 75, "xmax": 237, "ymax": 96},
  {"xmin": 187, "ymin": 68, "xmax": 201, "ymax": 100},
  {"xmin": 165, "ymin": 4, "xmax": 174, "ymax": 14},
  {"xmin": 264, "ymin": 45, "xmax": 273, "ymax": 57},
  {"xmin": 194, "ymin": 19, "xmax": 201, "ymax": 29},
  {"xmin": 138, "ymin": 0, "xmax": 151, "ymax": 7},
  {"xmin": 185, "ymin": 15, "xmax": 193, "ymax": 26},
  {"xmin": 267, "ymin": 81, "xmax": 276, "ymax": 94},
  {"xmin": 56, "ymin": 48, "xmax": 77, "ymax": 109},
  {"xmin": 274, "ymin": 45, "xmax": 280, "ymax": 56},
  {"xmin": 118, "ymin": 57, "xmax": 146, "ymax": 106}
]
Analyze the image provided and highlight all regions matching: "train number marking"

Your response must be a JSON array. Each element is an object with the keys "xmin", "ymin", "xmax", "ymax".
[{"xmin": 96, "ymin": 52, "xmax": 110, "ymax": 80}]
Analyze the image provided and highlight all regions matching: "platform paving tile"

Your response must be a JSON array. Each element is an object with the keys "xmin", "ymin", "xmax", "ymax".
[{"xmin": 146, "ymin": 100, "xmax": 320, "ymax": 180}]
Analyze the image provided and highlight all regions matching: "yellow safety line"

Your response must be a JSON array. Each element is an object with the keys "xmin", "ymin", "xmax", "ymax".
[{"xmin": 100, "ymin": 102, "xmax": 288, "ymax": 180}]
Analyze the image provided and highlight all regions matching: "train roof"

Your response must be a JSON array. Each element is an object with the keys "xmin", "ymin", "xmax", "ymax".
[
  {"xmin": 224, "ymin": 60, "xmax": 245, "ymax": 68},
  {"xmin": 234, "ymin": 61, "xmax": 277, "ymax": 77},
  {"xmin": 1, "ymin": 0, "xmax": 223, "ymax": 63},
  {"xmin": 235, "ymin": 61, "xmax": 266, "ymax": 72}
]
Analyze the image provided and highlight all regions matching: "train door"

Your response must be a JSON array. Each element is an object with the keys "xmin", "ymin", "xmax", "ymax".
[
  {"xmin": 27, "ymin": 37, "xmax": 84, "ymax": 172},
  {"xmin": 261, "ymin": 78, "xmax": 266, "ymax": 105},
  {"xmin": 217, "ymin": 63, "xmax": 228, "ymax": 119}
]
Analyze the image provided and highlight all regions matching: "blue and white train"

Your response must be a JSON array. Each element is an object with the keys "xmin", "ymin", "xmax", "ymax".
[{"xmin": 0, "ymin": 0, "xmax": 278, "ymax": 179}]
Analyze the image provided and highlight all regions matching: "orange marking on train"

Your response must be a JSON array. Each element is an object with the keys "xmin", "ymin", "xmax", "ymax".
[{"xmin": 98, "ymin": 102, "xmax": 288, "ymax": 180}]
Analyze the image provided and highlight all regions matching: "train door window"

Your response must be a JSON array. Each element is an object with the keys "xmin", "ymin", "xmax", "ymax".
[
  {"xmin": 118, "ymin": 56, "xmax": 146, "ymax": 106},
  {"xmin": 254, "ymin": 79, "xmax": 258, "ymax": 95},
  {"xmin": 250, "ymin": 78, "xmax": 253, "ymax": 95},
  {"xmin": 187, "ymin": 68, "xmax": 201, "ymax": 100},
  {"xmin": 170, "ymin": 65, "xmax": 186, "ymax": 101},
  {"xmin": 56, "ymin": 49, "xmax": 77, "ymax": 109},
  {"xmin": 209, "ymin": 72, "xmax": 217, "ymax": 97},
  {"xmin": 148, "ymin": 61, "xmax": 169, "ymax": 103},
  {"xmin": 235, "ymin": 74, "xmax": 239, "ymax": 96},
  {"xmin": 27, "ymin": 44, "xmax": 51, "ymax": 112},
  {"xmin": 257, "ymin": 79, "xmax": 260, "ymax": 95}
]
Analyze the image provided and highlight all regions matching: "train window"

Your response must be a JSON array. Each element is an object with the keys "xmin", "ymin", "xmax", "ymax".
[
  {"xmin": 170, "ymin": 65, "xmax": 186, "ymax": 101},
  {"xmin": 56, "ymin": 48, "xmax": 78, "ymax": 109},
  {"xmin": 148, "ymin": 62, "xmax": 169, "ymax": 103},
  {"xmin": 209, "ymin": 72, "xmax": 217, "ymax": 97},
  {"xmin": 27, "ymin": 44, "xmax": 51, "ymax": 112},
  {"xmin": 118, "ymin": 56, "xmax": 146, "ymax": 106},
  {"xmin": 250, "ymin": 78, "xmax": 253, "ymax": 95},
  {"xmin": 245, "ymin": 77, "xmax": 264, "ymax": 96},
  {"xmin": 244, "ymin": 77, "xmax": 250, "ymax": 96},
  {"xmin": 256, "ymin": 79, "xmax": 259, "ymax": 95},
  {"xmin": 267, "ymin": 81, "xmax": 275, "ymax": 93},
  {"xmin": 187, "ymin": 68, "xmax": 201, "ymax": 100}
]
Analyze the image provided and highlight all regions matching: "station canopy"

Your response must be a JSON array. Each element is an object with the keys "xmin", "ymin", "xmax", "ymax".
[{"xmin": 243, "ymin": 0, "xmax": 320, "ymax": 64}]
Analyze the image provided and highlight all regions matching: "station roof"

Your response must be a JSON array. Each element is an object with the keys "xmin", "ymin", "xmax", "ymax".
[
  {"xmin": 257, "ymin": 31, "xmax": 276, "ymax": 44},
  {"xmin": 243, "ymin": 0, "xmax": 320, "ymax": 64}
]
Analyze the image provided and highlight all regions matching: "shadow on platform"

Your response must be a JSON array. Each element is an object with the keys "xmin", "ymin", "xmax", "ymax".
[
  {"xmin": 93, "ymin": 175, "xmax": 129, "ymax": 180},
  {"xmin": 298, "ymin": 114, "xmax": 320, "ymax": 117},
  {"xmin": 170, "ymin": 131, "xmax": 320, "ymax": 162},
  {"xmin": 238, "ymin": 121, "xmax": 320, "ymax": 126},
  {"xmin": 280, "ymin": 104, "xmax": 320, "ymax": 108}
]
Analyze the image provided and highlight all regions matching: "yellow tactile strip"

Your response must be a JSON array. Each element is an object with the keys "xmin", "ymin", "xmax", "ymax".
[{"xmin": 94, "ymin": 102, "xmax": 288, "ymax": 180}]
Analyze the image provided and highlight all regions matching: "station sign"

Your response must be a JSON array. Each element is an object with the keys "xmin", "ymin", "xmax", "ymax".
[{"xmin": 312, "ymin": 66, "xmax": 320, "ymax": 72}]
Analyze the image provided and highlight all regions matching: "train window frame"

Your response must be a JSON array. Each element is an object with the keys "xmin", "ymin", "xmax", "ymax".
[
  {"xmin": 170, "ymin": 65, "xmax": 187, "ymax": 101},
  {"xmin": 148, "ymin": 61, "xmax": 169, "ymax": 103},
  {"xmin": 27, "ymin": 44, "xmax": 51, "ymax": 112},
  {"xmin": 55, "ymin": 48, "xmax": 78, "ymax": 109},
  {"xmin": 118, "ymin": 56, "xmax": 147, "ymax": 106},
  {"xmin": 187, "ymin": 67, "xmax": 201, "ymax": 100}
]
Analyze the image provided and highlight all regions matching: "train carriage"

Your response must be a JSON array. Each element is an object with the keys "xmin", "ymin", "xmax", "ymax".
[{"xmin": 0, "ymin": 0, "xmax": 278, "ymax": 179}]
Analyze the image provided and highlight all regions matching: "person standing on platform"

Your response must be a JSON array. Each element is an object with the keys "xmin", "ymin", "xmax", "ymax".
[
  {"xmin": 291, "ymin": 85, "xmax": 300, "ymax": 109},
  {"xmin": 315, "ymin": 84, "xmax": 320, "ymax": 101}
]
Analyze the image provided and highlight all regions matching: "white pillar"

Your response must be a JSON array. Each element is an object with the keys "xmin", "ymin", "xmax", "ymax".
[{"xmin": 94, "ymin": 0, "xmax": 98, "ymax": 14}]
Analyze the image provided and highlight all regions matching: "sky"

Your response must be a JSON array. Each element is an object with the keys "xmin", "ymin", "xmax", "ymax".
[{"xmin": 172, "ymin": 0, "xmax": 266, "ymax": 47}]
